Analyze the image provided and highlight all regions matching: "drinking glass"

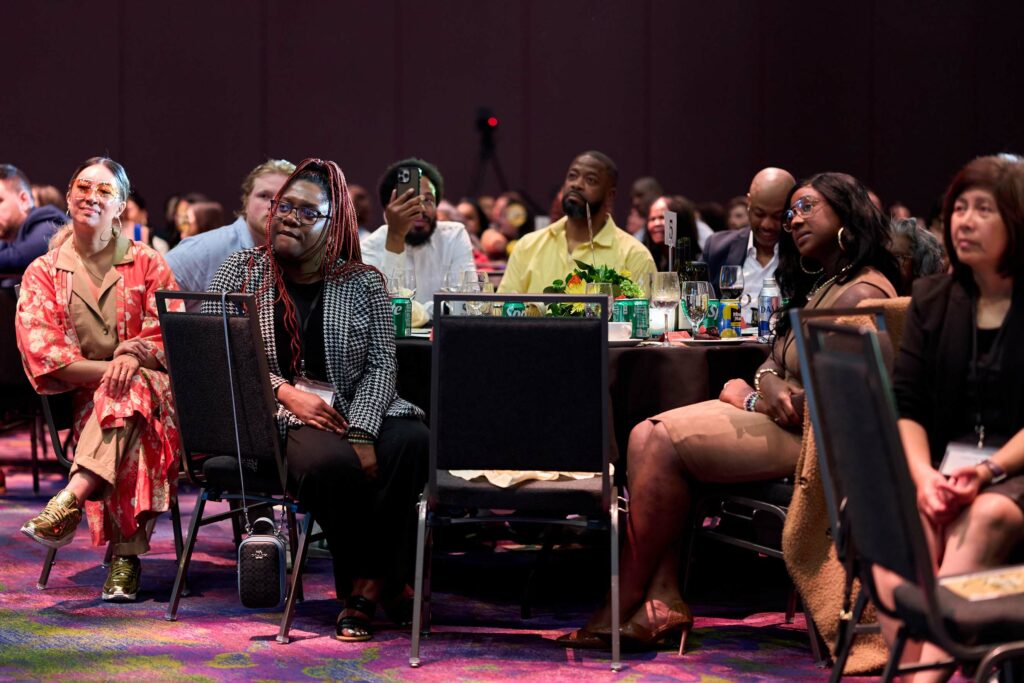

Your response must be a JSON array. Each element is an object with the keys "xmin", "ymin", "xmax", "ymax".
[
  {"xmin": 649, "ymin": 272, "xmax": 680, "ymax": 346},
  {"xmin": 464, "ymin": 280, "xmax": 494, "ymax": 316},
  {"xmin": 584, "ymin": 282, "xmax": 614, "ymax": 320},
  {"xmin": 682, "ymin": 280, "xmax": 711, "ymax": 330},
  {"xmin": 387, "ymin": 268, "xmax": 416, "ymax": 299},
  {"xmin": 718, "ymin": 265, "xmax": 745, "ymax": 302}
]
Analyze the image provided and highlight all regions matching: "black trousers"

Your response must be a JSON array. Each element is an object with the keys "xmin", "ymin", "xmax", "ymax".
[{"xmin": 286, "ymin": 416, "xmax": 428, "ymax": 598}]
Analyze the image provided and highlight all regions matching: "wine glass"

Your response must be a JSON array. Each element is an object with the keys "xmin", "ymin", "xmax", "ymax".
[
  {"xmin": 649, "ymin": 272, "xmax": 680, "ymax": 346},
  {"xmin": 718, "ymin": 265, "xmax": 745, "ymax": 302},
  {"xmin": 682, "ymin": 280, "xmax": 711, "ymax": 330},
  {"xmin": 584, "ymin": 282, "xmax": 614, "ymax": 320}
]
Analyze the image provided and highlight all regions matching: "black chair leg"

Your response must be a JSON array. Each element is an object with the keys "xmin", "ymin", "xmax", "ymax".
[
  {"xmin": 228, "ymin": 499, "xmax": 243, "ymax": 549},
  {"xmin": 521, "ymin": 526, "xmax": 556, "ymax": 620},
  {"xmin": 881, "ymin": 627, "xmax": 908, "ymax": 683},
  {"xmin": 410, "ymin": 492, "xmax": 430, "ymax": 667},
  {"xmin": 286, "ymin": 508, "xmax": 304, "ymax": 602},
  {"xmin": 169, "ymin": 498, "xmax": 189, "ymax": 596},
  {"xmin": 37, "ymin": 546, "xmax": 57, "ymax": 590},
  {"xmin": 277, "ymin": 513, "xmax": 314, "ymax": 644},
  {"xmin": 829, "ymin": 589, "xmax": 868, "ymax": 682},
  {"xmin": 30, "ymin": 414, "xmax": 40, "ymax": 494},
  {"xmin": 165, "ymin": 492, "xmax": 207, "ymax": 621}
]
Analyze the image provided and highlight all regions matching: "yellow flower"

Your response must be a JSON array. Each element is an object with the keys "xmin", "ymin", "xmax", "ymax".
[
  {"xmin": 620, "ymin": 269, "xmax": 632, "ymax": 279},
  {"xmin": 565, "ymin": 274, "xmax": 586, "ymax": 295}
]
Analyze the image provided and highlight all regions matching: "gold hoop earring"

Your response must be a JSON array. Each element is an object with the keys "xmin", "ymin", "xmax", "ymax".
[
  {"xmin": 800, "ymin": 255, "xmax": 824, "ymax": 275},
  {"xmin": 837, "ymin": 226, "xmax": 846, "ymax": 252}
]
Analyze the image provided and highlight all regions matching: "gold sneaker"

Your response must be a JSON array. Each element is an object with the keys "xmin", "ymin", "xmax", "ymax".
[
  {"xmin": 102, "ymin": 555, "xmax": 141, "ymax": 602},
  {"xmin": 21, "ymin": 489, "xmax": 81, "ymax": 549}
]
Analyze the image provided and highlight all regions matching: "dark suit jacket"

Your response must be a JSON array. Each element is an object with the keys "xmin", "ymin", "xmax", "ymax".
[
  {"xmin": 703, "ymin": 228, "xmax": 750, "ymax": 297},
  {"xmin": 893, "ymin": 273, "xmax": 1024, "ymax": 465}
]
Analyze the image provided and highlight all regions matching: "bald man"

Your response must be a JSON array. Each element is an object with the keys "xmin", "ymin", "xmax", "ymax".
[{"xmin": 703, "ymin": 167, "xmax": 795, "ymax": 322}]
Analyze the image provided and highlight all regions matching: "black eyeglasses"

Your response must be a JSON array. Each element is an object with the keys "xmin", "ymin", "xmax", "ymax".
[
  {"xmin": 272, "ymin": 200, "xmax": 330, "ymax": 225},
  {"xmin": 783, "ymin": 197, "xmax": 821, "ymax": 231}
]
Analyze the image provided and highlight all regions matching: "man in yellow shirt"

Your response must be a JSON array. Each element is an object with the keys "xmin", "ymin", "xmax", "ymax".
[{"xmin": 498, "ymin": 151, "xmax": 656, "ymax": 293}]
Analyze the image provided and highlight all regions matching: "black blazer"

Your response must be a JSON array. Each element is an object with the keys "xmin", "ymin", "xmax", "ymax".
[
  {"xmin": 893, "ymin": 273, "xmax": 1024, "ymax": 465},
  {"xmin": 704, "ymin": 228, "xmax": 750, "ymax": 297}
]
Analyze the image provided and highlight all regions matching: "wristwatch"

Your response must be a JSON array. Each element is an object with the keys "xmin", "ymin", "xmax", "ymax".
[{"xmin": 981, "ymin": 459, "xmax": 1008, "ymax": 485}]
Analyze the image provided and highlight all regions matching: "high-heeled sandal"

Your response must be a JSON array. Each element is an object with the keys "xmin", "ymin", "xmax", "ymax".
[
  {"xmin": 620, "ymin": 601, "xmax": 693, "ymax": 654},
  {"xmin": 336, "ymin": 595, "xmax": 376, "ymax": 642},
  {"xmin": 555, "ymin": 628, "xmax": 612, "ymax": 649}
]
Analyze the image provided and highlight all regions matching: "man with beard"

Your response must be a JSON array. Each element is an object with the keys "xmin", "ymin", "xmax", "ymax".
[
  {"xmin": 703, "ymin": 167, "xmax": 795, "ymax": 322},
  {"xmin": 361, "ymin": 158, "xmax": 475, "ymax": 314},
  {"xmin": 166, "ymin": 158, "xmax": 294, "ymax": 309},
  {"xmin": 0, "ymin": 164, "xmax": 67, "ymax": 276},
  {"xmin": 498, "ymin": 151, "xmax": 654, "ymax": 294}
]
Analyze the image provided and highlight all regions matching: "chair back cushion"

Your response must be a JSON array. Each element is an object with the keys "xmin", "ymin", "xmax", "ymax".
[
  {"xmin": 432, "ymin": 315, "xmax": 606, "ymax": 473},
  {"xmin": 804, "ymin": 321, "xmax": 930, "ymax": 586},
  {"xmin": 157, "ymin": 292, "xmax": 284, "ymax": 488}
]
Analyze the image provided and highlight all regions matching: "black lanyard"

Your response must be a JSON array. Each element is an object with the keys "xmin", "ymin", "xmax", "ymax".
[
  {"xmin": 289, "ymin": 284, "xmax": 323, "ymax": 379},
  {"xmin": 970, "ymin": 299, "xmax": 1007, "ymax": 448}
]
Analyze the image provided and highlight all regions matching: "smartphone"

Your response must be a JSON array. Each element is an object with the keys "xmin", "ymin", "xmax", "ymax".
[{"xmin": 396, "ymin": 166, "xmax": 422, "ymax": 200}]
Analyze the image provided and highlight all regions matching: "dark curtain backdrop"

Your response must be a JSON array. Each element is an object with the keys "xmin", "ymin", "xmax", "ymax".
[{"xmin": 2, "ymin": 0, "xmax": 1022, "ymax": 227}]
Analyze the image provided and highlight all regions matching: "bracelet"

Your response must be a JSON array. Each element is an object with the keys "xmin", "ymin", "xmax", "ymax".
[
  {"xmin": 743, "ymin": 391, "xmax": 762, "ymax": 412},
  {"xmin": 347, "ymin": 428, "xmax": 375, "ymax": 445},
  {"xmin": 754, "ymin": 367, "xmax": 781, "ymax": 392},
  {"xmin": 981, "ymin": 459, "xmax": 1008, "ymax": 484}
]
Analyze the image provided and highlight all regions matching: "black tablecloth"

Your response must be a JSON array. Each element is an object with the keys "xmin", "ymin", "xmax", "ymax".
[{"xmin": 396, "ymin": 339, "xmax": 770, "ymax": 459}]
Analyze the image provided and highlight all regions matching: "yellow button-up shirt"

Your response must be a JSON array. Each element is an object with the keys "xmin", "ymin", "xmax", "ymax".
[{"xmin": 497, "ymin": 216, "xmax": 656, "ymax": 294}]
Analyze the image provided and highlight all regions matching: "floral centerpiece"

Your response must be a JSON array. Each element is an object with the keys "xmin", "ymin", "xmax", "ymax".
[{"xmin": 543, "ymin": 260, "xmax": 646, "ymax": 316}]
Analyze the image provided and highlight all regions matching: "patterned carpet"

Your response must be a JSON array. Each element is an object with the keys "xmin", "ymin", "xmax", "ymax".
[{"xmin": 0, "ymin": 426, "xmax": 854, "ymax": 682}]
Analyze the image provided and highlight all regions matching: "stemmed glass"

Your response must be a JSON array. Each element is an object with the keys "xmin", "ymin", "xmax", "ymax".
[
  {"xmin": 718, "ymin": 265, "xmax": 745, "ymax": 302},
  {"xmin": 682, "ymin": 281, "xmax": 711, "ymax": 331},
  {"xmin": 649, "ymin": 272, "xmax": 680, "ymax": 346},
  {"xmin": 584, "ymin": 282, "xmax": 614, "ymax": 320}
]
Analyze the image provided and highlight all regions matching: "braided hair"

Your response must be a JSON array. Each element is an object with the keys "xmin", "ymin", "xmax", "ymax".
[{"xmin": 243, "ymin": 158, "xmax": 381, "ymax": 377}]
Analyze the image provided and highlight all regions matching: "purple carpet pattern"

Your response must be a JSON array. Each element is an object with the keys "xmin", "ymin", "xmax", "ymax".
[{"xmin": 0, "ymin": 427, "xmax": 878, "ymax": 682}]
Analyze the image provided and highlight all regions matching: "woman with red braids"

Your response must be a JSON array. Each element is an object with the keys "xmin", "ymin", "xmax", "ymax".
[{"xmin": 206, "ymin": 159, "xmax": 428, "ymax": 642}]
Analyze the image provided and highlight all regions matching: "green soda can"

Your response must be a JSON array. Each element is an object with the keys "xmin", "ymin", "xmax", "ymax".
[
  {"xmin": 630, "ymin": 299, "xmax": 650, "ymax": 338},
  {"xmin": 391, "ymin": 297, "xmax": 412, "ymax": 338},
  {"xmin": 704, "ymin": 298, "xmax": 720, "ymax": 331},
  {"xmin": 501, "ymin": 301, "xmax": 526, "ymax": 317}
]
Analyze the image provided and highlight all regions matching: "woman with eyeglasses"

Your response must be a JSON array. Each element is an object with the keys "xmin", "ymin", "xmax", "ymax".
[
  {"xmin": 875, "ymin": 156, "xmax": 1024, "ymax": 681},
  {"xmin": 206, "ymin": 158, "xmax": 428, "ymax": 642},
  {"xmin": 560, "ymin": 172, "xmax": 898, "ymax": 652},
  {"xmin": 16, "ymin": 157, "xmax": 182, "ymax": 601}
]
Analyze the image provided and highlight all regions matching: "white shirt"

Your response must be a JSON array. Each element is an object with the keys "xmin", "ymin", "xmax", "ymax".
[
  {"xmin": 697, "ymin": 220, "xmax": 714, "ymax": 253},
  {"xmin": 360, "ymin": 220, "xmax": 476, "ymax": 316},
  {"xmin": 740, "ymin": 230, "xmax": 779, "ymax": 323}
]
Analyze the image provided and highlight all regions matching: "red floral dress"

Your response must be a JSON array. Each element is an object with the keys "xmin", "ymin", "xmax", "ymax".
[{"xmin": 16, "ymin": 237, "xmax": 183, "ymax": 547}]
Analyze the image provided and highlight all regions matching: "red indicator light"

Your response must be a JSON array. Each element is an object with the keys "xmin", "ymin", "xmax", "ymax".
[{"xmin": 487, "ymin": 116, "xmax": 499, "ymax": 127}]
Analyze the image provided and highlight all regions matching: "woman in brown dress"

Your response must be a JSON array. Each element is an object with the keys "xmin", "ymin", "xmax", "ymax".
[{"xmin": 562, "ymin": 172, "xmax": 900, "ymax": 650}]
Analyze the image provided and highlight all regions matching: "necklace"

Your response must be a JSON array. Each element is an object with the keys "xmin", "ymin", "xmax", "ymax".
[{"xmin": 808, "ymin": 266, "xmax": 851, "ymax": 299}]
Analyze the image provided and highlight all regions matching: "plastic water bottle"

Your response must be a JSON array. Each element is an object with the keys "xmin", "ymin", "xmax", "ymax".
[{"xmin": 757, "ymin": 277, "xmax": 781, "ymax": 343}]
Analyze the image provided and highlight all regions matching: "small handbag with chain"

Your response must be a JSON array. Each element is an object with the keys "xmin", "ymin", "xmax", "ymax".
[{"xmin": 220, "ymin": 292, "xmax": 287, "ymax": 609}]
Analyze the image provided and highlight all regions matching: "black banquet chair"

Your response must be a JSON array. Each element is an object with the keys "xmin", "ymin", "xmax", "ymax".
[
  {"xmin": 409, "ymin": 293, "xmax": 623, "ymax": 671},
  {"xmin": 156, "ymin": 291, "xmax": 321, "ymax": 644},
  {"xmin": 799, "ymin": 318, "xmax": 1024, "ymax": 682}
]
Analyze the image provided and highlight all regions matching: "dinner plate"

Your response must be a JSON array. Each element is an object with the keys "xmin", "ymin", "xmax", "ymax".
[
  {"xmin": 609, "ymin": 339, "xmax": 643, "ymax": 348},
  {"xmin": 680, "ymin": 337, "xmax": 750, "ymax": 345}
]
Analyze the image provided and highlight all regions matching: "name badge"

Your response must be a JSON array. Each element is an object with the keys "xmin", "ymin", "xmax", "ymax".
[
  {"xmin": 293, "ymin": 377, "xmax": 336, "ymax": 407},
  {"xmin": 939, "ymin": 442, "xmax": 997, "ymax": 476}
]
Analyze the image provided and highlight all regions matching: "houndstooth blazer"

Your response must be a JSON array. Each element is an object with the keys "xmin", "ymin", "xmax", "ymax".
[{"xmin": 204, "ymin": 248, "xmax": 423, "ymax": 440}]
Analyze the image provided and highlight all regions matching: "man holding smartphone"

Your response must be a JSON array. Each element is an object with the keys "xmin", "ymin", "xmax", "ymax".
[{"xmin": 361, "ymin": 158, "xmax": 475, "ymax": 321}]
